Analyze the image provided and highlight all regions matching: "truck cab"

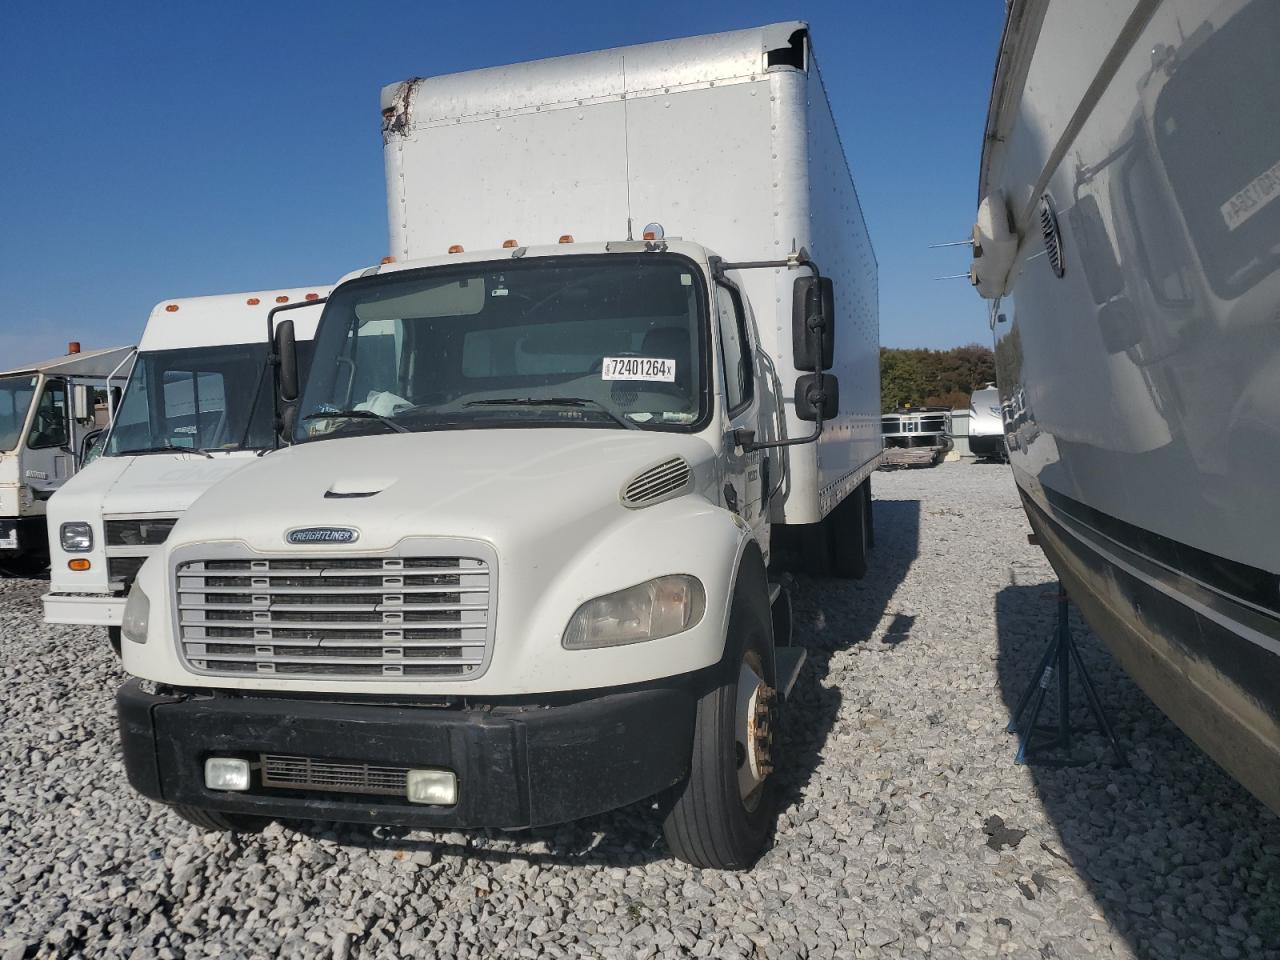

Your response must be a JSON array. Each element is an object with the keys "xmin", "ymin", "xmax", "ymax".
[
  {"xmin": 42, "ymin": 288, "xmax": 328, "ymax": 648},
  {"xmin": 0, "ymin": 345, "xmax": 133, "ymax": 568}
]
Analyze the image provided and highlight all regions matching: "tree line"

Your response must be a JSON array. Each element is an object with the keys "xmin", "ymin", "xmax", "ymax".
[{"xmin": 880, "ymin": 344, "xmax": 995, "ymax": 413}]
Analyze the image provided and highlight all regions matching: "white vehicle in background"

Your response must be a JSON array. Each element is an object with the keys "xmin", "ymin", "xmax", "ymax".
[
  {"xmin": 115, "ymin": 23, "xmax": 882, "ymax": 869},
  {"xmin": 42, "ymin": 288, "xmax": 329, "ymax": 652},
  {"xmin": 967, "ymin": 383, "xmax": 1006, "ymax": 460},
  {"xmin": 0, "ymin": 344, "xmax": 134, "ymax": 570}
]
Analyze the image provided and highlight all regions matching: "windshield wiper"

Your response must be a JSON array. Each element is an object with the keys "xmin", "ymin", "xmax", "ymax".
[
  {"xmin": 465, "ymin": 397, "xmax": 639, "ymax": 430},
  {"xmin": 302, "ymin": 409, "xmax": 409, "ymax": 433},
  {"xmin": 112, "ymin": 442, "xmax": 214, "ymax": 459}
]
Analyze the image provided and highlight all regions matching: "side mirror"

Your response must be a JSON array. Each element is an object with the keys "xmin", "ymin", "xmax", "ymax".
[
  {"xmin": 73, "ymin": 383, "xmax": 92, "ymax": 420},
  {"xmin": 792, "ymin": 276, "xmax": 835, "ymax": 371},
  {"xmin": 276, "ymin": 319, "xmax": 299, "ymax": 402},
  {"xmin": 795, "ymin": 373, "xmax": 839, "ymax": 421}
]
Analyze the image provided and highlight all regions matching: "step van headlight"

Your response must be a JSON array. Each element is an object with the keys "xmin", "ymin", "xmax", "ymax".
[
  {"xmin": 121, "ymin": 583, "xmax": 150, "ymax": 645},
  {"xmin": 60, "ymin": 522, "xmax": 93, "ymax": 552},
  {"xmin": 562, "ymin": 575, "xmax": 706, "ymax": 650}
]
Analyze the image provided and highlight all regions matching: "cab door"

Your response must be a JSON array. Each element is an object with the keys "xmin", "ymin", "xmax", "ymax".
[
  {"xmin": 714, "ymin": 280, "xmax": 766, "ymax": 538},
  {"xmin": 22, "ymin": 377, "xmax": 71, "ymax": 503}
]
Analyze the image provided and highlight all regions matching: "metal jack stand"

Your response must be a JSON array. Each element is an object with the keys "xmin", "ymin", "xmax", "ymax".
[{"xmin": 1007, "ymin": 586, "xmax": 1127, "ymax": 767}]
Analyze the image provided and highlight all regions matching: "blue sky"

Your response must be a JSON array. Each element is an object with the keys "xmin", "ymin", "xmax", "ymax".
[{"xmin": 0, "ymin": 1, "xmax": 1003, "ymax": 367}]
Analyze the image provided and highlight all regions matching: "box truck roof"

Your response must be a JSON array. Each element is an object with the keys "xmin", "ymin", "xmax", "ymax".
[
  {"xmin": 380, "ymin": 22, "xmax": 808, "ymax": 127},
  {"xmin": 139, "ymin": 286, "xmax": 332, "ymax": 352}
]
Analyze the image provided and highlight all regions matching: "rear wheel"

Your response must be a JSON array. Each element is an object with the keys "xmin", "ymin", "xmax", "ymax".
[
  {"xmin": 663, "ymin": 584, "xmax": 778, "ymax": 869},
  {"xmin": 863, "ymin": 478, "xmax": 875, "ymax": 550},
  {"xmin": 172, "ymin": 805, "xmax": 270, "ymax": 834},
  {"xmin": 830, "ymin": 485, "xmax": 869, "ymax": 579}
]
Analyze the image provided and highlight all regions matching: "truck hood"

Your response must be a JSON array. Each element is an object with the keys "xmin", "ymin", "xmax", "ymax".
[
  {"xmin": 170, "ymin": 429, "xmax": 719, "ymax": 553},
  {"xmin": 56, "ymin": 452, "xmax": 264, "ymax": 519}
]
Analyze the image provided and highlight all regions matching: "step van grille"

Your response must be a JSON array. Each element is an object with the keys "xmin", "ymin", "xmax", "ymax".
[{"xmin": 175, "ymin": 555, "xmax": 493, "ymax": 680}]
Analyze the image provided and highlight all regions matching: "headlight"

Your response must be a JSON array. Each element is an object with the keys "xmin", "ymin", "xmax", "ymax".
[
  {"xmin": 121, "ymin": 583, "xmax": 150, "ymax": 645},
  {"xmin": 562, "ymin": 575, "xmax": 706, "ymax": 650},
  {"xmin": 60, "ymin": 522, "xmax": 94, "ymax": 552}
]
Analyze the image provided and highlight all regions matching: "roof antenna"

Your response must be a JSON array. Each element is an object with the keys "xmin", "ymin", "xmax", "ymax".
[{"xmin": 626, "ymin": 217, "xmax": 633, "ymax": 241}]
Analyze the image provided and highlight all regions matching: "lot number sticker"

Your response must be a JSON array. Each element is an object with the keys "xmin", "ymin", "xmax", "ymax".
[{"xmin": 601, "ymin": 357, "xmax": 676, "ymax": 382}]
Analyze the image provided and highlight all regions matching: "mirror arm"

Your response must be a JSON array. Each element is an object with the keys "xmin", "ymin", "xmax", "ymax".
[
  {"xmin": 709, "ymin": 253, "xmax": 820, "ymax": 283},
  {"xmin": 740, "ymin": 413, "xmax": 824, "ymax": 453}
]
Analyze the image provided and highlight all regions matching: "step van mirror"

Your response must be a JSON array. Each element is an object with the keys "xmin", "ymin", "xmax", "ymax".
[
  {"xmin": 792, "ymin": 276, "xmax": 835, "ymax": 371},
  {"xmin": 795, "ymin": 374, "xmax": 839, "ymax": 421},
  {"xmin": 72, "ymin": 383, "xmax": 93, "ymax": 421}
]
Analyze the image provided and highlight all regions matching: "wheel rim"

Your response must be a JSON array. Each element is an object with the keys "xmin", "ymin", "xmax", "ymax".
[{"xmin": 735, "ymin": 652, "xmax": 775, "ymax": 810}]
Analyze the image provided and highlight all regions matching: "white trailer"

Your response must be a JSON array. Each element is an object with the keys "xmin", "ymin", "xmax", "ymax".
[
  {"xmin": 42, "ymin": 287, "xmax": 329, "ymax": 649},
  {"xmin": 116, "ymin": 23, "xmax": 880, "ymax": 869},
  {"xmin": 0, "ymin": 345, "xmax": 134, "ymax": 568}
]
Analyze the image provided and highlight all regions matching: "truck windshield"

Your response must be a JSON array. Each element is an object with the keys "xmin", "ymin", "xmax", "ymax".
[
  {"xmin": 295, "ymin": 254, "xmax": 708, "ymax": 441},
  {"xmin": 0, "ymin": 376, "xmax": 38, "ymax": 452},
  {"xmin": 105, "ymin": 342, "xmax": 313, "ymax": 455}
]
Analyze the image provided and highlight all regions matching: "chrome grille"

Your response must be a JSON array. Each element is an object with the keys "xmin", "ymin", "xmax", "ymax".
[
  {"xmin": 175, "ymin": 555, "xmax": 492, "ymax": 680},
  {"xmin": 260, "ymin": 754, "xmax": 409, "ymax": 797}
]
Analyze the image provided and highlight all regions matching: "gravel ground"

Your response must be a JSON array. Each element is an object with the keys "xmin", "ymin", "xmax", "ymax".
[{"xmin": 1, "ymin": 461, "xmax": 1277, "ymax": 960}]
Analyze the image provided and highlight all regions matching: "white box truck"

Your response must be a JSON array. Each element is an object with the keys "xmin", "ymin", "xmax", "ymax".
[
  {"xmin": 116, "ymin": 22, "xmax": 881, "ymax": 869},
  {"xmin": 42, "ymin": 288, "xmax": 329, "ymax": 651},
  {"xmin": 0, "ymin": 345, "xmax": 134, "ymax": 570}
]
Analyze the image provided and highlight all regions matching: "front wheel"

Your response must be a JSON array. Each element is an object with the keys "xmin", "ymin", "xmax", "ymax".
[{"xmin": 663, "ymin": 588, "xmax": 778, "ymax": 870}]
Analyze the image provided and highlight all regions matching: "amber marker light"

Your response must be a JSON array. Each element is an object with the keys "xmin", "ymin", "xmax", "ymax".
[
  {"xmin": 165, "ymin": 304, "xmax": 179, "ymax": 312},
  {"xmin": 448, "ymin": 244, "xmax": 464, "ymax": 254},
  {"xmin": 275, "ymin": 295, "xmax": 289, "ymax": 303},
  {"xmin": 381, "ymin": 256, "xmax": 396, "ymax": 264},
  {"xmin": 559, "ymin": 235, "xmax": 574, "ymax": 244},
  {"xmin": 305, "ymin": 292, "xmax": 319, "ymax": 301},
  {"xmin": 502, "ymin": 239, "xmax": 519, "ymax": 248},
  {"xmin": 68, "ymin": 559, "xmax": 91, "ymax": 572},
  {"xmin": 246, "ymin": 297, "xmax": 261, "ymax": 306}
]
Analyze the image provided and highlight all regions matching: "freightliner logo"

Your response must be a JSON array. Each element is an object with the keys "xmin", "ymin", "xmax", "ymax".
[{"xmin": 286, "ymin": 527, "xmax": 360, "ymax": 545}]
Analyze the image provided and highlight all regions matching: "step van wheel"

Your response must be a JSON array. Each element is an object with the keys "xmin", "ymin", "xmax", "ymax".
[
  {"xmin": 172, "ymin": 805, "xmax": 271, "ymax": 834},
  {"xmin": 830, "ymin": 484, "xmax": 869, "ymax": 580},
  {"xmin": 663, "ymin": 584, "xmax": 778, "ymax": 869}
]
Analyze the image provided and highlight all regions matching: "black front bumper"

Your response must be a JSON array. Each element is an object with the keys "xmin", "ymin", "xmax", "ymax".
[{"xmin": 118, "ymin": 676, "xmax": 698, "ymax": 829}]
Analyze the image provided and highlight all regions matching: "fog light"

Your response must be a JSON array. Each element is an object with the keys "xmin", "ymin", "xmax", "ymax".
[
  {"xmin": 204, "ymin": 757, "xmax": 250, "ymax": 792},
  {"xmin": 406, "ymin": 769, "xmax": 457, "ymax": 805}
]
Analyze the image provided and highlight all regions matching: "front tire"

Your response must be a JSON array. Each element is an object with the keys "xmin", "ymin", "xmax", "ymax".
[
  {"xmin": 172, "ymin": 805, "xmax": 270, "ymax": 834},
  {"xmin": 663, "ymin": 583, "xmax": 778, "ymax": 870}
]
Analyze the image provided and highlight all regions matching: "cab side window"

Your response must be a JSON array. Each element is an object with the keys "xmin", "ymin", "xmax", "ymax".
[
  {"xmin": 715, "ymin": 284, "xmax": 753, "ymax": 414},
  {"xmin": 27, "ymin": 381, "xmax": 68, "ymax": 449}
]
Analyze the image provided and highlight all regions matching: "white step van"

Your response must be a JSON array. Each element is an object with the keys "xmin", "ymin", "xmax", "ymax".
[
  {"xmin": 42, "ymin": 288, "xmax": 329, "ymax": 650},
  {"xmin": 116, "ymin": 23, "xmax": 881, "ymax": 869},
  {"xmin": 0, "ymin": 345, "xmax": 134, "ymax": 567}
]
